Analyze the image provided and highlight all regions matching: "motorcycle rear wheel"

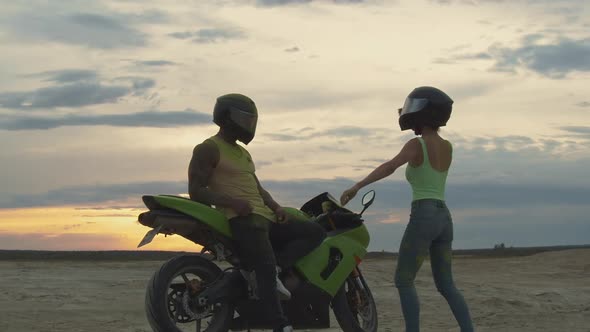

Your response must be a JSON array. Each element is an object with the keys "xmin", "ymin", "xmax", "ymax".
[
  {"xmin": 145, "ymin": 255, "xmax": 234, "ymax": 332},
  {"xmin": 332, "ymin": 272, "xmax": 378, "ymax": 332}
]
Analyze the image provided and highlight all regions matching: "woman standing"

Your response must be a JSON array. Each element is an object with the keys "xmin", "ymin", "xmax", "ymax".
[{"xmin": 340, "ymin": 87, "xmax": 474, "ymax": 332}]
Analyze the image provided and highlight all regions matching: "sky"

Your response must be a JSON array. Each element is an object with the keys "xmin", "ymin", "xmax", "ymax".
[{"xmin": 0, "ymin": 0, "xmax": 589, "ymax": 252}]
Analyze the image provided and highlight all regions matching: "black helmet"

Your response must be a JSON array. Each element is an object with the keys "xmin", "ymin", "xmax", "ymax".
[
  {"xmin": 213, "ymin": 93, "xmax": 258, "ymax": 144},
  {"xmin": 398, "ymin": 86, "xmax": 453, "ymax": 131}
]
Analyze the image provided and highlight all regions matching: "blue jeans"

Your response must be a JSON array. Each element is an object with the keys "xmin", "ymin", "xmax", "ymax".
[{"xmin": 394, "ymin": 199, "xmax": 474, "ymax": 332}]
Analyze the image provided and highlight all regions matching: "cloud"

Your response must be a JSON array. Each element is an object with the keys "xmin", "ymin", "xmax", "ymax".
[
  {"xmin": 560, "ymin": 126, "xmax": 590, "ymax": 134},
  {"xmin": 367, "ymin": 206, "xmax": 590, "ymax": 250},
  {"xmin": 256, "ymin": 87, "xmax": 402, "ymax": 112},
  {"xmin": 167, "ymin": 32, "xmax": 194, "ymax": 40},
  {"xmin": 0, "ymin": 181, "xmax": 187, "ymax": 209},
  {"xmin": 490, "ymin": 37, "xmax": 590, "ymax": 78},
  {"xmin": 489, "ymin": 135, "xmax": 535, "ymax": 149},
  {"xmin": 63, "ymin": 223, "xmax": 82, "ymax": 230},
  {"xmin": 256, "ymin": 0, "xmax": 365, "ymax": 5},
  {"xmin": 257, "ymin": 0, "xmax": 312, "ymax": 5},
  {"xmin": 7, "ymin": 174, "xmax": 588, "ymax": 211},
  {"xmin": 263, "ymin": 125, "xmax": 386, "ymax": 141},
  {"xmin": 194, "ymin": 28, "xmax": 246, "ymax": 43},
  {"xmin": 120, "ymin": 9, "xmax": 170, "ymax": 24},
  {"xmin": 429, "ymin": 0, "xmax": 583, "ymax": 5},
  {"xmin": 6, "ymin": 12, "xmax": 148, "ymax": 49},
  {"xmin": 30, "ymin": 69, "xmax": 99, "ymax": 83},
  {"xmin": 559, "ymin": 126, "xmax": 590, "ymax": 139},
  {"xmin": 265, "ymin": 133, "xmax": 301, "ymax": 141},
  {"xmin": 319, "ymin": 145, "xmax": 352, "ymax": 153},
  {"xmin": 260, "ymin": 178, "xmax": 590, "ymax": 210},
  {"xmin": 0, "ymin": 83, "xmax": 129, "ymax": 109},
  {"xmin": 120, "ymin": 77, "xmax": 156, "ymax": 90},
  {"xmin": 439, "ymin": 36, "xmax": 590, "ymax": 78},
  {"xmin": 434, "ymin": 52, "xmax": 491, "ymax": 63},
  {"xmin": 169, "ymin": 28, "xmax": 246, "ymax": 43},
  {"xmin": 0, "ymin": 75, "xmax": 156, "ymax": 109},
  {"xmin": 135, "ymin": 60, "xmax": 176, "ymax": 67},
  {"xmin": 318, "ymin": 126, "xmax": 374, "ymax": 137},
  {"xmin": 0, "ymin": 109, "xmax": 211, "ymax": 131}
]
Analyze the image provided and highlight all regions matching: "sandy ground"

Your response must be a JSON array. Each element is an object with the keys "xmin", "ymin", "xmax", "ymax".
[{"xmin": 1, "ymin": 249, "xmax": 589, "ymax": 332}]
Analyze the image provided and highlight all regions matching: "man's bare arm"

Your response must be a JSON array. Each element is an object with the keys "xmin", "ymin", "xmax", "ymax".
[
  {"xmin": 254, "ymin": 175, "xmax": 280, "ymax": 212},
  {"xmin": 255, "ymin": 175, "xmax": 289, "ymax": 222},
  {"xmin": 188, "ymin": 141, "xmax": 235, "ymax": 208}
]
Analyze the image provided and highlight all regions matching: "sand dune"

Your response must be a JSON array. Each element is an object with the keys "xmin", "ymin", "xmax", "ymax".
[{"xmin": 1, "ymin": 249, "xmax": 588, "ymax": 332}]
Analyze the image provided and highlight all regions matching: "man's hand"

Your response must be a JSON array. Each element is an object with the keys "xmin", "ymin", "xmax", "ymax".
[
  {"xmin": 274, "ymin": 206, "xmax": 289, "ymax": 223},
  {"xmin": 230, "ymin": 198, "xmax": 253, "ymax": 216}
]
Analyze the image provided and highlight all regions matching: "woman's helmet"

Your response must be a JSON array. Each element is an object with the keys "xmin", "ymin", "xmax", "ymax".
[
  {"xmin": 213, "ymin": 93, "xmax": 258, "ymax": 144},
  {"xmin": 398, "ymin": 86, "xmax": 453, "ymax": 131}
]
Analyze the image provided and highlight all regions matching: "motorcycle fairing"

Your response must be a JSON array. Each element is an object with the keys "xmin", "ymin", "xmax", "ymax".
[{"xmin": 294, "ymin": 225, "xmax": 370, "ymax": 296}]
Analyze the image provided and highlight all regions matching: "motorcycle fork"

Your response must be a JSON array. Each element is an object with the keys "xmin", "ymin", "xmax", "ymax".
[
  {"xmin": 325, "ymin": 212, "xmax": 366, "ymax": 309},
  {"xmin": 348, "ymin": 268, "xmax": 367, "ymax": 309}
]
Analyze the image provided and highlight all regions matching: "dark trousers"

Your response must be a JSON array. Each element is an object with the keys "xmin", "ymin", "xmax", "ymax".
[{"xmin": 229, "ymin": 214, "xmax": 326, "ymax": 328}]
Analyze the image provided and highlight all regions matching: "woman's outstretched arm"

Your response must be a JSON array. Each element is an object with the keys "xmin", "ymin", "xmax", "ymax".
[{"xmin": 340, "ymin": 138, "xmax": 419, "ymax": 205}]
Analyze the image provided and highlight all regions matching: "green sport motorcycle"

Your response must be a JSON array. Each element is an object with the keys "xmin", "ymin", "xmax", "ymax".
[{"xmin": 137, "ymin": 191, "xmax": 378, "ymax": 332}]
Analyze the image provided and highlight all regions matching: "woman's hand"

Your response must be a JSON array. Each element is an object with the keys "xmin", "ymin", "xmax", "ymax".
[{"xmin": 340, "ymin": 185, "xmax": 359, "ymax": 206}]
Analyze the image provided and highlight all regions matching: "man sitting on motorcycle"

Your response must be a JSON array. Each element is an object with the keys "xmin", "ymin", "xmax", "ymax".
[{"xmin": 188, "ymin": 93, "xmax": 326, "ymax": 332}]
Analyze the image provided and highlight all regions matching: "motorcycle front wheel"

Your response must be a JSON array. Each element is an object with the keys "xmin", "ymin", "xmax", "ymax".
[
  {"xmin": 145, "ymin": 255, "xmax": 234, "ymax": 332},
  {"xmin": 331, "ymin": 271, "xmax": 378, "ymax": 332}
]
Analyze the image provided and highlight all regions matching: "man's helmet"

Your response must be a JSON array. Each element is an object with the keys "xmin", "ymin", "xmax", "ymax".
[
  {"xmin": 398, "ymin": 86, "xmax": 453, "ymax": 131},
  {"xmin": 213, "ymin": 93, "xmax": 258, "ymax": 144}
]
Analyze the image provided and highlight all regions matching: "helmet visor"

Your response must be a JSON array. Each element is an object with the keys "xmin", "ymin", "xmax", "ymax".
[
  {"xmin": 229, "ymin": 107, "xmax": 258, "ymax": 133},
  {"xmin": 398, "ymin": 98, "xmax": 429, "ymax": 116}
]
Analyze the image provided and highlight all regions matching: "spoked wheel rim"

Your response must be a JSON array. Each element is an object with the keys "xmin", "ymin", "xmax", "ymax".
[{"xmin": 165, "ymin": 266, "xmax": 228, "ymax": 332}]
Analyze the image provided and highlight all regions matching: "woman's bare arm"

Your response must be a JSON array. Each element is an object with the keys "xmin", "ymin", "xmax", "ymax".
[{"xmin": 340, "ymin": 138, "xmax": 419, "ymax": 205}]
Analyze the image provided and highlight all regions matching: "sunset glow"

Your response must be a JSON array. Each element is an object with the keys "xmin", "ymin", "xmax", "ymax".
[{"xmin": 0, "ymin": 207, "xmax": 201, "ymax": 251}]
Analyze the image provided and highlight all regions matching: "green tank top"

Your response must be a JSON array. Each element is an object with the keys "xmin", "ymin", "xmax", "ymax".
[
  {"xmin": 207, "ymin": 135, "xmax": 275, "ymax": 221},
  {"xmin": 405, "ymin": 137, "xmax": 451, "ymax": 202}
]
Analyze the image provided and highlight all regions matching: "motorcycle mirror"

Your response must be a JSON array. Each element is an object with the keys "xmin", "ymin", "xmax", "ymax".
[{"xmin": 359, "ymin": 190, "xmax": 376, "ymax": 216}]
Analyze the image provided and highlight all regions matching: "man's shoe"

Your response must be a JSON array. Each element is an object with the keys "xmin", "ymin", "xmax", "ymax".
[{"xmin": 241, "ymin": 268, "xmax": 290, "ymax": 300}]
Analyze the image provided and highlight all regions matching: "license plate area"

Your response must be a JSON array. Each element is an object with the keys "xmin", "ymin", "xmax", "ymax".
[{"xmin": 137, "ymin": 224, "xmax": 163, "ymax": 248}]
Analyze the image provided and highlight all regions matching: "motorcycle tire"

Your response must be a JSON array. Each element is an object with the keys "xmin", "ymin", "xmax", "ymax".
[
  {"xmin": 145, "ymin": 254, "xmax": 234, "ymax": 332},
  {"xmin": 331, "ymin": 273, "xmax": 378, "ymax": 332}
]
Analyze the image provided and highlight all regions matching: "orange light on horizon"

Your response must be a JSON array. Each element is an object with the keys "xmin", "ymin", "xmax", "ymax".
[
  {"xmin": 0, "ymin": 206, "xmax": 203, "ymax": 251},
  {"xmin": 377, "ymin": 213, "xmax": 402, "ymax": 224}
]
